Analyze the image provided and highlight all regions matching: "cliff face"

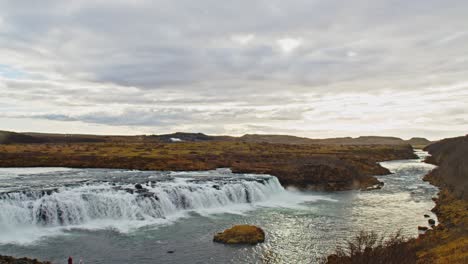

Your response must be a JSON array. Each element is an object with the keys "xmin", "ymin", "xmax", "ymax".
[
  {"xmin": 424, "ymin": 135, "xmax": 468, "ymax": 200},
  {"xmin": 413, "ymin": 137, "xmax": 468, "ymax": 263}
]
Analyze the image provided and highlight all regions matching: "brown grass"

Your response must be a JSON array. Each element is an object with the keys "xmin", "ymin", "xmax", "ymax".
[
  {"xmin": 0, "ymin": 141, "xmax": 416, "ymax": 191},
  {"xmin": 412, "ymin": 189, "xmax": 468, "ymax": 264},
  {"xmin": 325, "ymin": 231, "xmax": 417, "ymax": 264},
  {"xmin": 213, "ymin": 225, "xmax": 265, "ymax": 244}
]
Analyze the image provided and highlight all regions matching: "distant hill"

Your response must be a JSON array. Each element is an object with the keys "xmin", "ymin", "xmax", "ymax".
[
  {"xmin": 147, "ymin": 132, "xmax": 234, "ymax": 143},
  {"xmin": 0, "ymin": 130, "xmax": 46, "ymax": 144},
  {"xmin": 0, "ymin": 131, "xmax": 141, "ymax": 144},
  {"xmin": 1, "ymin": 130, "xmax": 412, "ymax": 146},
  {"xmin": 240, "ymin": 134, "xmax": 409, "ymax": 145},
  {"xmin": 22, "ymin": 132, "xmax": 107, "ymax": 143},
  {"xmin": 0, "ymin": 131, "xmax": 233, "ymax": 144},
  {"xmin": 240, "ymin": 134, "xmax": 314, "ymax": 144},
  {"xmin": 405, "ymin": 137, "xmax": 432, "ymax": 148}
]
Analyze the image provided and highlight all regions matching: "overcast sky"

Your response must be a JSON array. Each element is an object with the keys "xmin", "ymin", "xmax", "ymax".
[{"xmin": 1, "ymin": 0, "xmax": 467, "ymax": 140}]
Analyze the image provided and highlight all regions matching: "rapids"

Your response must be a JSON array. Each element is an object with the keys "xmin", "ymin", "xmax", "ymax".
[{"xmin": 0, "ymin": 150, "xmax": 438, "ymax": 263}]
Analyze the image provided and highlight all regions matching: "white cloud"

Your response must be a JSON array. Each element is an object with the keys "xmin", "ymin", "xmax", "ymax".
[
  {"xmin": 276, "ymin": 37, "xmax": 302, "ymax": 53},
  {"xmin": 231, "ymin": 34, "xmax": 255, "ymax": 45},
  {"xmin": 346, "ymin": 51, "xmax": 357, "ymax": 57},
  {"xmin": 436, "ymin": 31, "xmax": 468, "ymax": 45}
]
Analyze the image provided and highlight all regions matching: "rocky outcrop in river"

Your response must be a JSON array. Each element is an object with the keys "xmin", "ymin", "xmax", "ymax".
[{"xmin": 213, "ymin": 225, "xmax": 265, "ymax": 244}]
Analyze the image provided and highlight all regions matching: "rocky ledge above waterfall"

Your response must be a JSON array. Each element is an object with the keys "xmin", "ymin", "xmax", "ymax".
[{"xmin": 0, "ymin": 170, "xmax": 286, "ymax": 228}]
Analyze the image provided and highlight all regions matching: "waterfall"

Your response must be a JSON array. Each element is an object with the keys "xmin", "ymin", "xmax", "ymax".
[{"xmin": 0, "ymin": 175, "xmax": 285, "ymax": 229}]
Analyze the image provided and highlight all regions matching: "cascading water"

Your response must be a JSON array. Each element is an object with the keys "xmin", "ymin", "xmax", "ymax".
[
  {"xmin": 0, "ymin": 152, "xmax": 439, "ymax": 263},
  {"xmin": 0, "ymin": 168, "xmax": 286, "ymax": 232}
]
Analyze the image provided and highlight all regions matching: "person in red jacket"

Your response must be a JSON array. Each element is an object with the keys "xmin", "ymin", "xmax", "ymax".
[{"xmin": 68, "ymin": 256, "xmax": 73, "ymax": 264}]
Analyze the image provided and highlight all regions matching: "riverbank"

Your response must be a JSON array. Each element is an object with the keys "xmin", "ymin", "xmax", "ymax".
[
  {"xmin": 0, "ymin": 255, "xmax": 51, "ymax": 264},
  {"xmin": 412, "ymin": 135, "xmax": 468, "ymax": 263},
  {"xmin": 326, "ymin": 135, "xmax": 468, "ymax": 263},
  {"xmin": 0, "ymin": 141, "xmax": 416, "ymax": 191}
]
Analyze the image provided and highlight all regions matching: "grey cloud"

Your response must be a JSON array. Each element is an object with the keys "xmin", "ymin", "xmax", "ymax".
[
  {"xmin": 1, "ymin": 0, "xmax": 466, "ymax": 90},
  {"xmin": 0, "ymin": 0, "xmax": 467, "ymax": 139}
]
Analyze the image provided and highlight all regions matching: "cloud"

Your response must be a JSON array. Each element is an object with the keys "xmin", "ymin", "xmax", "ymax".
[
  {"xmin": 0, "ymin": 0, "xmax": 467, "ymax": 140},
  {"xmin": 231, "ymin": 34, "xmax": 255, "ymax": 45},
  {"xmin": 277, "ymin": 37, "xmax": 302, "ymax": 53}
]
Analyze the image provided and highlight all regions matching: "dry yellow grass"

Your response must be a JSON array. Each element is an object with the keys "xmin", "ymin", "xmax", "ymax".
[{"xmin": 0, "ymin": 141, "xmax": 416, "ymax": 191}]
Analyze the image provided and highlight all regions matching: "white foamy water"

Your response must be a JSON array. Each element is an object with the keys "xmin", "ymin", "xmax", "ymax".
[
  {"xmin": 0, "ymin": 168, "xmax": 323, "ymax": 244},
  {"xmin": 0, "ymin": 151, "xmax": 438, "ymax": 263}
]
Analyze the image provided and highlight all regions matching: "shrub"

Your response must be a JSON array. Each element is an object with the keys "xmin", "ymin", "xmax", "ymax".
[{"xmin": 325, "ymin": 230, "xmax": 417, "ymax": 264}]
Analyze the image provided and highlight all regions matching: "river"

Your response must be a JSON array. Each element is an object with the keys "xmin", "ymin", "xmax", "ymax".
[{"xmin": 0, "ymin": 150, "xmax": 438, "ymax": 263}]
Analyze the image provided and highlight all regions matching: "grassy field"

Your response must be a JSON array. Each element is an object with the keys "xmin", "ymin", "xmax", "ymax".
[{"xmin": 0, "ymin": 140, "xmax": 416, "ymax": 191}]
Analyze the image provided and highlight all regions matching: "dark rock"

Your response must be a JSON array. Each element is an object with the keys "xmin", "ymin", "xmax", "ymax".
[
  {"xmin": 138, "ymin": 191, "xmax": 154, "ymax": 198},
  {"xmin": 255, "ymin": 179, "xmax": 266, "ymax": 184},
  {"xmin": 39, "ymin": 189, "xmax": 58, "ymax": 196},
  {"xmin": 123, "ymin": 188, "xmax": 134, "ymax": 194},
  {"xmin": 212, "ymin": 185, "xmax": 220, "ymax": 190},
  {"xmin": 167, "ymin": 250, "xmax": 175, "ymax": 254},
  {"xmin": 135, "ymin": 183, "xmax": 143, "ymax": 190},
  {"xmin": 245, "ymin": 189, "xmax": 251, "ymax": 203},
  {"xmin": 0, "ymin": 255, "xmax": 52, "ymax": 264}
]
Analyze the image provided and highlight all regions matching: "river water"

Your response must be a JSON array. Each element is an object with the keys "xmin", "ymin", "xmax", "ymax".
[{"xmin": 0, "ymin": 150, "xmax": 438, "ymax": 263}]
